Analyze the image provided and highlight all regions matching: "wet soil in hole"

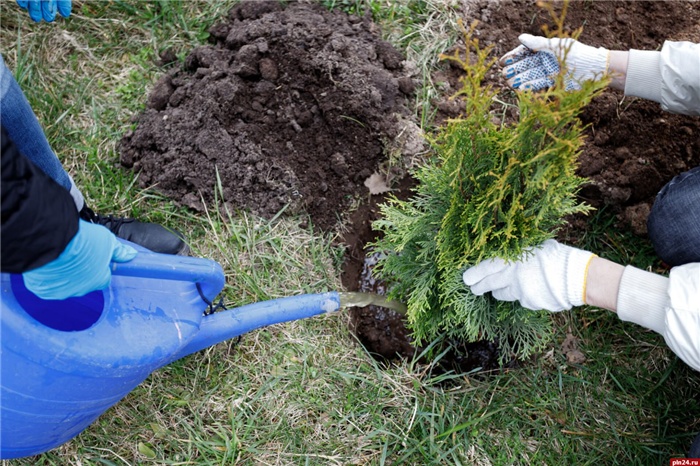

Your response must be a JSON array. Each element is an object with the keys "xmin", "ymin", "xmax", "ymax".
[{"xmin": 340, "ymin": 178, "xmax": 513, "ymax": 373}]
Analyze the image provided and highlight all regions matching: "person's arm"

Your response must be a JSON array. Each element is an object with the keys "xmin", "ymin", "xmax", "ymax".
[
  {"xmin": 582, "ymin": 256, "xmax": 624, "ymax": 311},
  {"xmin": 1, "ymin": 125, "xmax": 80, "ymax": 273},
  {"xmin": 607, "ymin": 51, "xmax": 628, "ymax": 92},
  {"xmin": 624, "ymin": 41, "xmax": 700, "ymax": 116},
  {"xmin": 500, "ymin": 38, "xmax": 700, "ymax": 116},
  {"xmin": 1, "ymin": 125, "xmax": 137, "ymax": 299},
  {"xmin": 463, "ymin": 241, "xmax": 700, "ymax": 372},
  {"xmin": 615, "ymin": 263, "xmax": 700, "ymax": 372}
]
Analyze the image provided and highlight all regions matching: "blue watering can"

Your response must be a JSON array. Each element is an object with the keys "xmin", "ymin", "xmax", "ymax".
[{"xmin": 0, "ymin": 242, "xmax": 340, "ymax": 459}]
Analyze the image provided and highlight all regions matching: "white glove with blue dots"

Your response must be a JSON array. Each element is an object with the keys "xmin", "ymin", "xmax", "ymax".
[{"xmin": 500, "ymin": 34, "xmax": 610, "ymax": 91}]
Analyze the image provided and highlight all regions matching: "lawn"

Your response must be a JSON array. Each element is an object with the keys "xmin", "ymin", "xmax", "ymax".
[{"xmin": 1, "ymin": 1, "xmax": 698, "ymax": 465}]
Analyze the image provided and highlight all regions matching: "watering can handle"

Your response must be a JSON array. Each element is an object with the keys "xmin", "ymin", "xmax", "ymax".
[{"xmin": 110, "ymin": 249, "xmax": 225, "ymax": 303}]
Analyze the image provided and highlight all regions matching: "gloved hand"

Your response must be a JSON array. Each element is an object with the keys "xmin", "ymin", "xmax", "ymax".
[
  {"xmin": 23, "ymin": 219, "xmax": 138, "ymax": 300},
  {"xmin": 462, "ymin": 239, "xmax": 596, "ymax": 312},
  {"xmin": 500, "ymin": 34, "xmax": 609, "ymax": 91},
  {"xmin": 16, "ymin": 0, "xmax": 71, "ymax": 23}
]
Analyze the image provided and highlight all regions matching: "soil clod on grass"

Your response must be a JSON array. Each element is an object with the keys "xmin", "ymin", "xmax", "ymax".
[
  {"xmin": 120, "ymin": 1, "xmax": 420, "ymax": 231},
  {"xmin": 123, "ymin": 0, "xmax": 437, "ymax": 368}
]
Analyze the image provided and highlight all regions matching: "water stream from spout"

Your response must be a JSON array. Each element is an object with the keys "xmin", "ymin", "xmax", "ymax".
[{"xmin": 338, "ymin": 292, "xmax": 407, "ymax": 314}]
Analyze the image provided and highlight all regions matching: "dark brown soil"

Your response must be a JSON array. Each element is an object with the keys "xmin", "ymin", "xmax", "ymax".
[
  {"xmin": 341, "ymin": 178, "xmax": 417, "ymax": 360},
  {"xmin": 120, "ymin": 1, "xmax": 421, "ymax": 231}
]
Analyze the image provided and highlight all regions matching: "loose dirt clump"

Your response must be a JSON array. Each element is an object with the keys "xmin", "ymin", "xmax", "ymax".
[{"xmin": 120, "ymin": 1, "xmax": 419, "ymax": 230}]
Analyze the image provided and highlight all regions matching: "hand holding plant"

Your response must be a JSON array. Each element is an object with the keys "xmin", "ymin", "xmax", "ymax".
[
  {"xmin": 501, "ymin": 35, "xmax": 610, "ymax": 91},
  {"xmin": 372, "ymin": 9, "xmax": 609, "ymax": 362},
  {"xmin": 463, "ymin": 240, "xmax": 596, "ymax": 313}
]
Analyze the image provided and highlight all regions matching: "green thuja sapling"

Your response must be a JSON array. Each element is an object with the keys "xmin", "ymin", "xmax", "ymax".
[{"xmin": 372, "ymin": 11, "xmax": 609, "ymax": 362}]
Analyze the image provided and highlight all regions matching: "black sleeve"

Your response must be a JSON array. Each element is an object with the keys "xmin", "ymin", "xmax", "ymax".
[{"xmin": 1, "ymin": 125, "xmax": 79, "ymax": 273}]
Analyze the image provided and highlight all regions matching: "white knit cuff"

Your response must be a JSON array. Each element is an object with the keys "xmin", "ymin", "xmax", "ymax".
[
  {"xmin": 573, "ymin": 47, "xmax": 610, "ymax": 81},
  {"xmin": 67, "ymin": 173, "xmax": 85, "ymax": 211},
  {"xmin": 566, "ymin": 249, "xmax": 596, "ymax": 307},
  {"xmin": 617, "ymin": 266, "xmax": 669, "ymax": 335},
  {"xmin": 624, "ymin": 50, "xmax": 662, "ymax": 104}
]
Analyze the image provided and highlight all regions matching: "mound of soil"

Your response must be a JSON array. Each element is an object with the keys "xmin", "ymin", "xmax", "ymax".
[
  {"xmin": 120, "ymin": 1, "xmax": 421, "ymax": 230},
  {"xmin": 439, "ymin": 0, "xmax": 700, "ymax": 236}
]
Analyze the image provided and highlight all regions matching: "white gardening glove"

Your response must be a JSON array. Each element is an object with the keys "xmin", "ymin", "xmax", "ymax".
[
  {"xmin": 499, "ymin": 34, "xmax": 609, "ymax": 91},
  {"xmin": 462, "ymin": 240, "xmax": 596, "ymax": 312}
]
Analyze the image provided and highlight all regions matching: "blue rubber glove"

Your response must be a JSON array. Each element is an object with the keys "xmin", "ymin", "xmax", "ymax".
[
  {"xmin": 16, "ymin": 0, "xmax": 71, "ymax": 23},
  {"xmin": 23, "ymin": 219, "xmax": 138, "ymax": 300},
  {"xmin": 500, "ymin": 35, "xmax": 609, "ymax": 92}
]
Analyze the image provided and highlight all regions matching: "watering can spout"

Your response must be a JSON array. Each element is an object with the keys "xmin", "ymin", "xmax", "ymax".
[
  {"xmin": 166, "ymin": 291, "xmax": 341, "ymax": 364},
  {"xmin": 110, "ymin": 253, "xmax": 342, "ymax": 364}
]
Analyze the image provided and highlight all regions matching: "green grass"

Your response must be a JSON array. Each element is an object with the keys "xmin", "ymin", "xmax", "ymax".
[{"xmin": 1, "ymin": 1, "xmax": 699, "ymax": 465}]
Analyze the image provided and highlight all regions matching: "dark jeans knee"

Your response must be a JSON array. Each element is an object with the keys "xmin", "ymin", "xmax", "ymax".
[
  {"xmin": 647, "ymin": 166, "xmax": 700, "ymax": 266},
  {"xmin": 690, "ymin": 432, "xmax": 700, "ymax": 458}
]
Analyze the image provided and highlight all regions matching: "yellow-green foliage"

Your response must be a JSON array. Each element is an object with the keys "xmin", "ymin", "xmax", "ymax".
[{"xmin": 372, "ymin": 15, "xmax": 608, "ymax": 361}]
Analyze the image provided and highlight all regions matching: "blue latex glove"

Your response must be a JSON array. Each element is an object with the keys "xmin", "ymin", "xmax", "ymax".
[
  {"xmin": 16, "ymin": 0, "xmax": 71, "ymax": 23},
  {"xmin": 23, "ymin": 219, "xmax": 138, "ymax": 300}
]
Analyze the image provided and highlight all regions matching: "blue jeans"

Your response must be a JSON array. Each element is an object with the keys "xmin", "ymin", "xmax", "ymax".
[
  {"xmin": 0, "ymin": 54, "xmax": 83, "ymax": 210},
  {"xmin": 647, "ymin": 169, "xmax": 700, "ymax": 457},
  {"xmin": 647, "ymin": 166, "xmax": 700, "ymax": 266},
  {"xmin": 690, "ymin": 432, "xmax": 700, "ymax": 458}
]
